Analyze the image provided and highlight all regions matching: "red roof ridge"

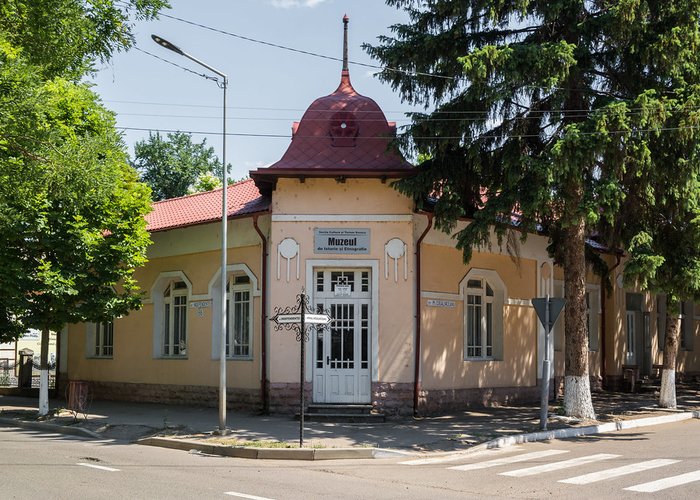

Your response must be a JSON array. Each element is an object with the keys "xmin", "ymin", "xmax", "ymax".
[{"xmin": 151, "ymin": 177, "xmax": 256, "ymax": 206}]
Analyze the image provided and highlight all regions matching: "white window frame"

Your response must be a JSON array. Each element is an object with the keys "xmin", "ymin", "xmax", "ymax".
[
  {"xmin": 85, "ymin": 320, "xmax": 114, "ymax": 359},
  {"xmin": 226, "ymin": 276, "xmax": 253, "ymax": 359},
  {"xmin": 461, "ymin": 269, "xmax": 505, "ymax": 361},
  {"xmin": 162, "ymin": 280, "xmax": 188, "ymax": 357},
  {"xmin": 149, "ymin": 272, "xmax": 192, "ymax": 359},
  {"xmin": 209, "ymin": 264, "xmax": 259, "ymax": 360},
  {"xmin": 626, "ymin": 310, "xmax": 636, "ymax": 360}
]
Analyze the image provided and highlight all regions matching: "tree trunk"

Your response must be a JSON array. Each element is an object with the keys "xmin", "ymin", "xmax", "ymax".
[
  {"xmin": 562, "ymin": 217, "xmax": 596, "ymax": 419},
  {"xmin": 38, "ymin": 326, "xmax": 50, "ymax": 416},
  {"xmin": 659, "ymin": 299, "xmax": 681, "ymax": 408}
]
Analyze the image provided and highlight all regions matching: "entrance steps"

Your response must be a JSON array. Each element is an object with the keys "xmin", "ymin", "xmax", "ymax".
[{"xmin": 296, "ymin": 404, "xmax": 385, "ymax": 423}]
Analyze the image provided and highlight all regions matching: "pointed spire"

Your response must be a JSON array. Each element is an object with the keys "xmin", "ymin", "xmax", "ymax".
[{"xmin": 342, "ymin": 14, "xmax": 349, "ymax": 72}]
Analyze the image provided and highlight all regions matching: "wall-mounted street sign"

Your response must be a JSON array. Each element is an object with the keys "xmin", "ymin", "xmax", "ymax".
[
  {"xmin": 427, "ymin": 299, "xmax": 456, "ymax": 308},
  {"xmin": 190, "ymin": 300, "xmax": 211, "ymax": 309},
  {"xmin": 314, "ymin": 228, "xmax": 370, "ymax": 254}
]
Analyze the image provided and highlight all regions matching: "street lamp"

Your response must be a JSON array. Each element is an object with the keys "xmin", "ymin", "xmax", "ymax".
[{"xmin": 152, "ymin": 34, "xmax": 229, "ymax": 433}]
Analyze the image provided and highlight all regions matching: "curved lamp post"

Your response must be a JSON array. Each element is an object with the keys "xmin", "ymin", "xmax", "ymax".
[{"xmin": 152, "ymin": 34, "xmax": 229, "ymax": 433}]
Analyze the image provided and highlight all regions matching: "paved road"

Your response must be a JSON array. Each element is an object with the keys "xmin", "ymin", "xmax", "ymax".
[{"xmin": 1, "ymin": 420, "xmax": 699, "ymax": 499}]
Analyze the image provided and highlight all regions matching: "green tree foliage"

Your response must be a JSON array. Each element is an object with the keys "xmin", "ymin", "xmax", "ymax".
[
  {"xmin": 367, "ymin": 1, "xmax": 700, "ymax": 418},
  {"xmin": 0, "ymin": 0, "xmax": 167, "ymax": 80},
  {"xmin": 133, "ymin": 131, "xmax": 226, "ymax": 201},
  {"xmin": 0, "ymin": 0, "xmax": 166, "ymax": 414}
]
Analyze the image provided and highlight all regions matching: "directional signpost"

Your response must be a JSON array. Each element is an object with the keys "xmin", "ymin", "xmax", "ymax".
[
  {"xmin": 531, "ymin": 296, "xmax": 566, "ymax": 430},
  {"xmin": 271, "ymin": 289, "xmax": 331, "ymax": 447}
]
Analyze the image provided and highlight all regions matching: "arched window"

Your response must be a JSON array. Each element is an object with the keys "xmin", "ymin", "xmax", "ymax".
[
  {"xmin": 209, "ymin": 264, "xmax": 258, "ymax": 360},
  {"xmin": 226, "ymin": 275, "xmax": 252, "ymax": 358},
  {"xmin": 461, "ymin": 269, "xmax": 505, "ymax": 361},
  {"xmin": 163, "ymin": 280, "xmax": 188, "ymax": 357},
  {"xmin": 465, "ymin": 278, "xmax": 494, "ymax": 358}
]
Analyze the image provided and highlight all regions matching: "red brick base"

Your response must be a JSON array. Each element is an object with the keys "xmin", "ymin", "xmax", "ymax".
[{"xmin": 77, "ymin": 380, "xmax": 262, "ymax": 412}]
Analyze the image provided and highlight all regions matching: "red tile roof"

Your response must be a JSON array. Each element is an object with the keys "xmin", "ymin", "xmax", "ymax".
[
  {"xmin": 146, "ymin": 179, "xmax": 269, "ymax": 233},
  {"xmin": 250, "ymin": 69, "xmax": 413, "ymax": 194}
]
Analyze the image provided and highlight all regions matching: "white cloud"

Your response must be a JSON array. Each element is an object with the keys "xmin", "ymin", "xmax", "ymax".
[{"xmin": 270, "ymin": 0, "xmax": 329, "ymax": 8}]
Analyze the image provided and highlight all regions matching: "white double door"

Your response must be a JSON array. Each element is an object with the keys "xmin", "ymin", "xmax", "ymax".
[{"xmin": 312, "ymin": 269, "xmax": 371, "ymax": 404}]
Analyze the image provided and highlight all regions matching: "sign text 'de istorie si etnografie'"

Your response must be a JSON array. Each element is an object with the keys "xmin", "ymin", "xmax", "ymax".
[{"xmin": 314, "ymin": 228, "xmax": 370, "ymax": 254}]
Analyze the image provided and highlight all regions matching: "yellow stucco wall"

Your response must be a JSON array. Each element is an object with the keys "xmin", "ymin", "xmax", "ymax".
[
  {"xmin": 268, "ymin": 177, "xmax": 416, "ymax": 384},
  {"xmin": 67, "ymin": 225, "xmax": 265, "ymax": 390},
  {"xmin": 419, "ymin": 243, "xmax": 539, "ymax": 389}
]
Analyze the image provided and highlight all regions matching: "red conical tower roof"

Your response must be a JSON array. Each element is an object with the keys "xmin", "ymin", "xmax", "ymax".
[{"xmin": 251, "ymin": 16, "xmax": 413, "ymax": 195}]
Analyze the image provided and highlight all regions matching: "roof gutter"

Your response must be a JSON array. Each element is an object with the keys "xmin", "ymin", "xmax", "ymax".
[
  {"xmin": 414, "ymin": 212, "xmax": 433, "ymax": 417},
  {"xmin": 253, "ymin": 214, "xmax": 269, "ymax": 414}
]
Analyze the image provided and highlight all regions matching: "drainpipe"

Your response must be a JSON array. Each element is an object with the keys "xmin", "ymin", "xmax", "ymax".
[
  {"xmin": 414, "ymin": 212, "xmax": 433, "ymax": 417},
  {"xmin": 600, "ymin": 253, "xmax": 621, "ymax": 390},
  {"xmin": 253, "ymin": 214, "xmax": 269, "ymax": 413}
]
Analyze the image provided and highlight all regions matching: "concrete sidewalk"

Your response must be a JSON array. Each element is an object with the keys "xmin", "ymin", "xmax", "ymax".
[{"xmin": 1, "ymin": 383, "xmax": 699, "ymax": 459}]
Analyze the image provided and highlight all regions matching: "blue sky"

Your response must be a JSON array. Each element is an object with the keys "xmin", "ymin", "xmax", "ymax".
[{"xmin": 91, "ymin": 0, "xmax": 418, "ymax": 181}]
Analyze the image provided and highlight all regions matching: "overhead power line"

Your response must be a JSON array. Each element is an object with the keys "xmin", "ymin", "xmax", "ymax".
[{"xmin": 157, "ymin": 12, "xmax": 456, "ymax": 81}]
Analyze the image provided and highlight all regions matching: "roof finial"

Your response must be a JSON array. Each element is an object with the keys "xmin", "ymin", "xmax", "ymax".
[{"xmin": 342, "ymin": 14, "xmax": 349, "ymax": 72}]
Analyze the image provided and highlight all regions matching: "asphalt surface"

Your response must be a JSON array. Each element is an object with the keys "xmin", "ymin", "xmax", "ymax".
[{"xmin": 0, "ymin": 382, "xmax": 699, "ymax": 457}]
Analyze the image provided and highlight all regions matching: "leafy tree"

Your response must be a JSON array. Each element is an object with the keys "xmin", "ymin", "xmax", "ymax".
[
  {"xmin": 0, "ymin": 0, "xmax": 168, "ymax": 80},
  {"xmin": 367, "ymin": 1, "xmax": 700, "ymax": 418},
  {"xmin": 0, "ymin": 0, "xmax": 166, "ymax": 415},
  {"xmin": 189, "ymin": 171, "xmax": 223, "ymax": 194},
  {"xmin": 619, "ymin": 155, "xmax": 700, "ymax": 408},
  {"xmin": 133, "ymin": 131, "xmax": 226, "ymax": 201}
]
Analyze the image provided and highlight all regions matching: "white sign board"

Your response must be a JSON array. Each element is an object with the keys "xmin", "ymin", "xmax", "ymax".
[
  {"xmin": 190, "ymin": 300, "xmax": 211, "ymax": 309},
  {"xmin": 427, "ymin": 299, "xmax": 456, "ymax": 308},
  {"xmin": 275, "ymin": 313, "xmax": 331, "ymax": 325},
  {"xmin": 334, "ymin": 284, "xmax": 352, "ymax": 297},
  {"xmin": 314, "ymin": 228, "xmax": 370, "ymax": 254}
]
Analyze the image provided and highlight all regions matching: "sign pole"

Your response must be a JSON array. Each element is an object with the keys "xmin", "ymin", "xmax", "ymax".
[
  {"xmin": 540, "ymin": 295, "xmax": 550, "ymax": 430},
  {"xmin": 531, "ymin": 296, "xmax": 565, "ymax": 431},
  {"xmin": 299, "ymin": 295, "xmax": 306, "ymax": 448},
  {"xmin": 270, "ymin": 290, "xmax": 331, "ymax": 449}
]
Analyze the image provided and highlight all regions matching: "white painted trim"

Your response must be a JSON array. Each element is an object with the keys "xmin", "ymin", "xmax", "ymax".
[
  {"xmin": 209, "ymin": 263, "xmax": 259, "ymax": 360},
  {"xmin": 272, "ymin": 214, "xmax": 413, "ymax": 223},
  {"xmin": 460, "ymin": 268, "xmax": 506, "ymax": 361},
  {"xmin": 144, "ymin": 270, "xmax": 193, "ymax": 304},
  {"xmin": 421, "ymin": 291, "xmax": 462, "ymax": 300},
  {"xmin": 149, "ymin": 271, "xmax": 193, "ymax": 358},
  {"xmin": 207, "ymin": 263, "xmax": 261, "ymax": 298},
  {"xmin": 305, "ymin": 259, "xmax": 380, "ymax": 383}
]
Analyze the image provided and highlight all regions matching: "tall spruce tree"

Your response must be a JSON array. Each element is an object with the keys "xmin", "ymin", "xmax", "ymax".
[{"xmin": 367, "ymin": 0, "xmax": 700, "ymax": 418}]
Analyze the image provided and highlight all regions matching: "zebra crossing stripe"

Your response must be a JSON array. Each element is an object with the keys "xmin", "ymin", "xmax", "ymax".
[
  {"xmin": 624, "ymin": 470, "xmax": 700, "ymax": 493},
  {"xmin": 448, "ymin": 449, "xmax": 569, "ymax": 471},
  {"xmin": 400, "ymin": 446, "xmax": 524, "ymax": 466},
  {"xmin": 500, "ymin": 453, "xmax": 619, "ymax": 477},
  {"xmin": 559, "ymin": 459, "xmax": 680, "ymax": 485}
]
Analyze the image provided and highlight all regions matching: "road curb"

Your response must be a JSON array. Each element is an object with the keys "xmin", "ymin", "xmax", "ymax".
[
  {"xmin": 137, "ymin": 436, "xmax": 376, "ymax": 460},
  {"xmin": 0, "ymin": 416, "xmax": 103, "ymax": 439},
  {"xmin": 471, "ymin": 410, "xmax": 700, "ymax": 453}
]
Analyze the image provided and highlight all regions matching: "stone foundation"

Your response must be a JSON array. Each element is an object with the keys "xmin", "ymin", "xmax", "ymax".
[
  {"xmin": 75, "ymin": 380, "xmax": 262, "ymax": 412},
  {"xmin": 372, "ymin": 382, "xmax": 414, "ymax": 416},
  {"xmin": 267, "ymin": 382, "xmax": 312, "ymax": 414},
  {"xmin": 417, "ymin": 385, "xmax": 541, "ymax": 416}
]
